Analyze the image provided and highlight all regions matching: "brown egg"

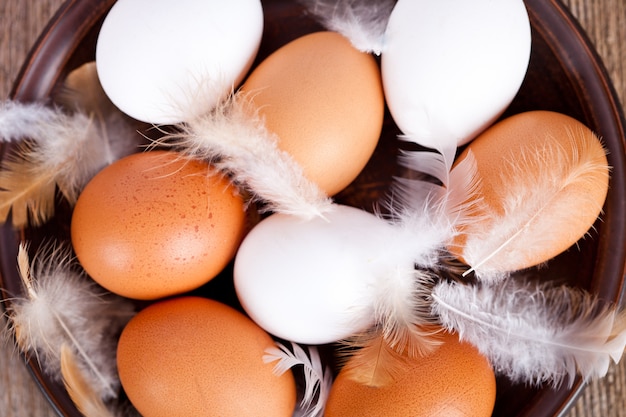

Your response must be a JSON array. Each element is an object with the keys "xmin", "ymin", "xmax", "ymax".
[
  {"xmin": 449, "ymin": 110, "xmax": 609, "ymax": 274},
  {"xmin": 241, "ymin": 31, "xmax": 385, "ymax": 196},
  {"xmin": 71, "ymin": 150, "xmax": 246, "ymax": 299},
  {"xmin": 117, "ymin": 296, "xmax": 296, "ymax": 417},
  {"xmin": 324, "ymin": 331, "xmax": 496, "ymax": 417}
]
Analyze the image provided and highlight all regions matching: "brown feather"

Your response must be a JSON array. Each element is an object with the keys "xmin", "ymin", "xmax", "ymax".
[
  {"xmin": 339, "ymin": 326, "xmax": 443, "ymax": 387},
  {"xmin": 60, "ymin": 344, "xmax": 116, "ymax": 417},
  {"xmin": 0, "ymin": 144, "xmax": 58, "ymax": 227}
]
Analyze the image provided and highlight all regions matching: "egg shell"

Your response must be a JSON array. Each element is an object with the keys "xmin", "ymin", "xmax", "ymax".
[
  {"xmin": 324, "ymin": 331, "xmax": 496, "ymax": 417},
  {"xmin": 241, "ymin": 31, "xmax": 385, "ymax": 196},
  {"xmin": 95, "ymin": 0, "xmax": 264, "ymax": 124},
  {"xmin": 450, "ymin": 110, "xmax": 610, "ymax": 273},
  {"xmin": 117, "ymin": 296, "xmax": 296, "ymax": 417},
  {"xmin": 234, "ymin": 204, "xmax": 396, "ymax": 345},
  {"xmin": 382, "ymin": 0, "xmax": 531, "ymax": 148},
  {"xmin": 71, "ymin": 150, "xmax": 246, "ymax": 300}
]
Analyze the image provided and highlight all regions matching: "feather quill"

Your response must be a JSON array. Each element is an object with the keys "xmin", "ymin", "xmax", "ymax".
[
  {"xmin": 155, "ymin": 90, "xmax": 334, "ymax": 219},
  {"xmin": 60, "ymin": 344, "xmax": 117, "ymax": 417},
  {"xmin": 298, "ymin": 0, "xmax": 395, "ymax": 54},
  {"xmin": 6, "ymin": 242, "xmax": 135, "ymax": 400},
  {"xmin": 430, "ymin": 278, "xmax": 626, "ymax": 387},
  {"xmin": 264, "ymin": 342, "xmax": 333, "ymax": 417},
  {"xmin": 0, "ymin": 63, "xmax": 142, "ymax": 227},
  {"xmin": 338, "ymin": 329, "xmax": 409, "ymax": 387},
  {"xmin": 454, "ymin": 128, "xmax": 610, "ymax": 279}
]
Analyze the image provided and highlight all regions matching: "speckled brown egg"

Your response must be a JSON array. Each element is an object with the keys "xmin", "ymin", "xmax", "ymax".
[
  {"xmin": 117, "ymin": 296, "xmax": 296, "ymax": 417},
  {"xmin": 448, "ymin": 110, "xmax": 609, "ymax": 274},
  {"xmin": 71, "ymin": 150, "xmax": 246, "ymax": 300},
  {"xmin": 324, "ymin": 331, "xmax": 496, "ymax": 417},
  {"xmin": 241, "ymin": 31, "xmax": 385, "ymax": 196}
]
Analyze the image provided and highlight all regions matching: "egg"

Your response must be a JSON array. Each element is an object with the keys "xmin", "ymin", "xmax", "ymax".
[
  {"xmin": 95, "ymin": 0, "xmax": 263, "ymax": 124},
  {"xmin": 241, "ymin": 31, "xmax": 385, "ymax": 196},
  {"xmin": 324, "ymin": 331, "xmax": 496, "ymax": 417},
  {"xmin": 234, "ymin": 204, "xmax": 398, "ymax": 345},
  {"xmin": 449, "ymin": 110, "xmax": 610, "ymax": 275},
  {"xmin": 71, "ymin": 151, "xmax": 246, "ymax": 300},
  {"xmin": 382, "ymin": 0, "xmax": 531, "ymax": 148},
  {"xmin": 117, "ymin": 296, "xmax": 296, "ymax": 417}
]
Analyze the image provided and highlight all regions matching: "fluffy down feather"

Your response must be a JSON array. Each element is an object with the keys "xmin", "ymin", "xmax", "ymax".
[
  {"xmin": 6, "ymin": 242, "xmax": 135, "ymax": 400},
  {"xmin": 0, "ymin": 62, "xmax": 143, "ymax": 227},
  {"xmin": 298, "ymin": 0, "xmax": 395, "ymax": 54},
  {"xmin": 155, "ymin": 90, "xmax": 334, "ymax": 219},
  {"xmin": 431, "ymin": 278, "xmax": 626, "ymax": 387}
]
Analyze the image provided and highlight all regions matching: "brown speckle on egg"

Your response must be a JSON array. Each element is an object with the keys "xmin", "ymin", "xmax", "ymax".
[{"xmin": 71, "ymin": 150, "xmax": 246, "ymax": 300}]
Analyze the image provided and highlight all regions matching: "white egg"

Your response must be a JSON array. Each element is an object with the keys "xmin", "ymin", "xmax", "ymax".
[
  {"xmin": 95, "ymin": 0, "xmax": 264, "ymax": 124},
  {"xmin": 382, "ymin": 0, "xmax": 531, "ymax": 148},
  {"xmin": 234, "ymin": 205, "xmax": 396, "ymax": 345}
]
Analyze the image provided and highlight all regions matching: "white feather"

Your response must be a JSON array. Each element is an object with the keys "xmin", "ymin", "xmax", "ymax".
[
  {"xmin": 0, "ymin": 99, "xmax": 142, "ymax": 227},
  {"xmin": 455, "ymin": 128, "xmax": 610, "ymax": 279},
  {"xmin": 338, "ymin": 322, "xmax": 442, "ymax": 388},
  {"xmin": 386, "ymin": 148, "xmax": 483, "ymax": 269},
  {"xmin": 6, "ymin": 242, "xmax": 136, "ymax": 400},
  {"xmin": 369, "ymin": 261, "xmax": 440, "ymax": 354},
  {"xmin": 430, "ymin": 278, "xmax": 626, "ymax": 387},
  {"xmin": 397, "ymin": 136, "xmax": 457, "ymax": 188},
  {"xmin": 328, "ymin": 125, "xmax": 482, "ymax": 387},
  {"xmin": 0, "ymin": 100, "xmax": 66, "ymax": 142},
  {"xmin": 264, "ymin": 342, "xmax": 333, "ymax": 417},
  {"xmin": 334, "ymin": 231, "xmax": 443, "ymax": 387},
  {"xmin": 298, "ymin": 0, "xmax": 395, "ymax": 54},
  {"xmin": 156, "ymin": 90, "xmax": 334, "ymax": 219},
  {"xmin": 386, "ymin": 98, "xmax": 484, "ymax": 253}
]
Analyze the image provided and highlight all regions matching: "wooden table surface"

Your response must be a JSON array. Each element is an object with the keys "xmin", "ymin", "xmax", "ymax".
[{"xmin": 1, "ymin": 0, "xmax": 625, "ymax": 416}]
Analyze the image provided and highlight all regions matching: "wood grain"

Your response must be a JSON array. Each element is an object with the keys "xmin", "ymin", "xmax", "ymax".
[
  {"xmin": 1, "ymin": 1, "xmax": 66, "ymax": 415},
  {"xmin": 1, "ymin": 0, "xmax": 625, "ymax": 416}
]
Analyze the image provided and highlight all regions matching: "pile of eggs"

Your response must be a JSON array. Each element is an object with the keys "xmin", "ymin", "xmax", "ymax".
[{"xmin": 65, "ymin": 0, "xmax": 610, "ymax": 416}]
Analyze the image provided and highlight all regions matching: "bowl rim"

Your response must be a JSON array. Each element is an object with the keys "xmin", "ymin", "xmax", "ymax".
[
  {"xmin": 499, "ymin": 1, "xmax": 626, "ymax": 415},
  {"xmin": 3, "ymin": 1, "xmax": 118, "ymax": 415},
  {"xmin": 2, "ymin": 0, "xmax": 625, "ymax": 416},
  {"xmin": 525, "ymin": 4, "xmax": 626, "ymax": 302}
]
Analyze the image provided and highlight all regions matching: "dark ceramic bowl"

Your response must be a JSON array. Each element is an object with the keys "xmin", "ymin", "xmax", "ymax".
[{"xmin": 1, "ymin": 0, "xmax": 625, "ymax": 416}]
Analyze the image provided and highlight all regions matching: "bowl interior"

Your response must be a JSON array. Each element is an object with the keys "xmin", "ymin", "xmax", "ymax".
[{"xmin": 1, "ymin": 0, "xmax": 625, "ymax": 416}]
